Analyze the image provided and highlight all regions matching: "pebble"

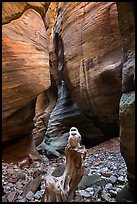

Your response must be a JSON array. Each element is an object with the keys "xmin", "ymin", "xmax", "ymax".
[
  {"xmin": 116, "ymin": 187, "xmax": 122, "ymax": 193},
  {"xmin": 101, "ymin": 167, "xmax": 108, "ymax": 172},
  {"xmin": 16, "ymin": 182, "xmax": 23, "ymax": 189},
  {"xmin": 85, "ymin": 187, "xmax": 94, "ymax": 192},
  {"xmin": 5, "ymin": 186, "xmax": 11, "ymax": 191},
  {"xmin": 109, "ymin": 175, "xmax": 117, "ymax": 184},
  {"xmin": 78, "ymin": 190, "xmax": 92, "ymax": 198},
  {"xmin": 109, "ymin": 189, "xmax": 117, "ymax": 197},
  {"xmin": 105, "ymin": 183, "xmax": 113, "ymax": 189},
  {"xmin": 34, "ymin": 191, "xmax": 43, "ymax": 199},
  {"xmin": 18, "ymin": 198, "xmax": 27, "ymax": 202},
  {"xmin": 17, "ymin": 173, "xmax": 26, "ymax": 180},
  {"xmin": 112, "ymin": 166, "xmax": 117, "ymax": 171},
  {"xmin": 26, "ymin": 191, "xmax": 34, "ymax": 200},
  {"xmin": 117, "ymin": 176, "xmax": 125, "ymax": 184},
  {"xmin": 18, "ymin": 195, "xmax": 23, "ymax": 200}
]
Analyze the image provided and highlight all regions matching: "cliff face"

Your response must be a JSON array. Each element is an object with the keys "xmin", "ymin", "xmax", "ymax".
[
  {"xmin": 116, "ymin": 2, "xmax": 135, "ymax": 195},
  {"xmin": 45, "ymin": 2, "xmax": 123, "ymax": 145},
  {"xmin": 2, "ymin": 3, "xmax": 50, "ymax": 146},
  {"xmin": 2, "ymin": 3, "xmax": 135, "ymax": 195}
]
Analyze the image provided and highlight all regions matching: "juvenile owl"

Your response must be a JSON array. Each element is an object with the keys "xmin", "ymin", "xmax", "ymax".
[{"xmin": 68, "ymin": 127, "xmax": 82, "ymax": 148}]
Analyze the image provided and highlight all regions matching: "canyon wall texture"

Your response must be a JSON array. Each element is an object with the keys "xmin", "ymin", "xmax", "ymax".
[
  {"xmin": 2, "ymin": 3, "xmax": 50, "ymax": 149},
  {"xmin": 45, "ymin": 2, "xmax": 123, "ymax": 147},
  {"xmin": 116, "ymin": 2, "xmax": 135, "ymax": 196}
]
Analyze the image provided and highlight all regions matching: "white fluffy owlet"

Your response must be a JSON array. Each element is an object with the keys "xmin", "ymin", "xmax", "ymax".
[{"xmin": 68, "ymin": 127, "xmax": 81, "ymax": 148}]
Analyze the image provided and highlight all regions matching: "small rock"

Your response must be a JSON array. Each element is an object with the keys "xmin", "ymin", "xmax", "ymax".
[
  {"xmin": 17, "ymin": 173, "xmax": 26, "ymax": 180},
  {"xmin": 3, "ymin": 181, "xmax": 8, "ymax": 185},
  {"xmin": 34, "ymin": 199, "xmax": 40, "ymax": 202},
  {"xmin": 109, "ymin": 189, "xmax": 117, "ymax": 197},
  {"xmin": 18, "ymin": 198, "xmax": 27, "ymax": 202},
  {"xmin": 5, "ymin": 186, "xmax": 11, "ymax": 191},
  {"xmin": 18, "ymin": 195, "xmax": 23, "ymax": 200},
  {"xmin": 34, "ymin": 191, "xmax": 43, "ymax": 199},
  {"xmin": 112, "ymin": 166, "xmax": 117, "ymax": 171},
  {"xmin": 96, "ymin": 172, "xmax": 101, "ymax": 176},
  {"xmin": 2, "ymin": 195, "xmax": 8, "ymax": 202},
  {"xmin": 16, "ymin": 182, "xmax": 23, "ymax": 189},
  {"xmin": 88, "ymin": 169, "xmax": 96, "ymax": 175},
  {"xmin": 116, "ymin": 187, "xmax": 122, "ymax": 193},
  {"xmin": 117, "ymin": 176, "xmax": 125, "ymax": 184},
  {"xmin": 79, "ymin": 190, "xmax": 92, "ymax": 198},
  {"xmin": 7, "ymin": 191, "xmax": 18, "ymax": 202},
  {"xmin": 85, "ymin": 187, "xmax": 94, "ymax": 192},
  {"xmin": 109, "ymin": 175, "xmax": 117, "ymax": 184},
  {"xmin": 102, "ymin": 167, "xmax": 109, "ymax": 172},
  {"xmin": 105, "ymin": 183, "xmax": 113, "ymax": 189},
  {"xmin": 41, "ymin": 184, "xmax": 45, "ymax": 190},
  {"xmin": 11, "ymin": 174, "xmax": 17, "ymax": 179},
  {"xmin": 101, "ymin": 171, "xmax": 112, "ymax": 177},
  {"xmin": 101, "ymin": 192, "xmax": 111, "ymax": 202},
  {"xmin": 2, "ymin": 171, "xmax": 8, "ymax": 176},
  {"xmin": 8, "ymin": 183, "xmax": 14, "ymax": 188},
  {"xmin": 106, "ymin": 162, "xmax": 111, "ymax": 168},
  {"xmin": 101, "ymin": 189, "xmax": 107, "ymax": 194},
  {"xmin": 26, "ymin": 191, "xmax": 34, "ymax": 200},
  {"xmin": 8, "ymin": 178, "xmax": 17, "ymax": 184}
]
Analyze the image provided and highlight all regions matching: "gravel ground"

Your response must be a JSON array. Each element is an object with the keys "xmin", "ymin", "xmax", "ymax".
[{"xmin": 2, "ymin": 137, "xmax": 128, "ymax": 202}]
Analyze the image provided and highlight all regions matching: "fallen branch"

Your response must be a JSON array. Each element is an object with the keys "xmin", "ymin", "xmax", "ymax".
[{"xmin": 42, "ymin": 144, "xmax": 86, "ymax": 202}]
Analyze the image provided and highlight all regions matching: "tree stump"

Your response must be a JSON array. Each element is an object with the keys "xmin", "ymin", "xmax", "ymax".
[{"xmin": 42, "ymin": 145, "xmax": 86, "ymax": 202}]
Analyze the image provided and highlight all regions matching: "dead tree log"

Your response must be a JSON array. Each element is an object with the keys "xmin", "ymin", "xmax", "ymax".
[{"xmin": 42, "ymin": 145, "xmax": 86, "ymax": 202}]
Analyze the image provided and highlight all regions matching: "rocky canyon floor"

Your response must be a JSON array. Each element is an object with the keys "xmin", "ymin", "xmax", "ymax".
[{"xmin": 2, "ymin": 137, "xmax": 128, "ymax": 202}]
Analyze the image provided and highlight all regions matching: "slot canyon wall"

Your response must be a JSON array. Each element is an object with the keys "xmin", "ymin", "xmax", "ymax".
[
  {"xmin": 2, "ymin": 1, "xmax": 135, "ymax": 195},
  {"xmin": 116, "ymin": 2, "xmax": 135, "ymax": 196},
  {"xmin": 2, "ymin": 2, "xmax": 51, "ymax": 159}
]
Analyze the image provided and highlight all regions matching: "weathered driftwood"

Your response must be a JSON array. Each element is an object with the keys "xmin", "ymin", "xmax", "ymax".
[{"xmin": 42, "ymin": 145, "xmax": 86, "ymax": 202}]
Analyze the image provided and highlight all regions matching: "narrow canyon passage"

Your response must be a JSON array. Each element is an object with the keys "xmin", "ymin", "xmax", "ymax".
[{"xmin": 2, "ymin": 2, "xmax": 135, "ymax": 202}]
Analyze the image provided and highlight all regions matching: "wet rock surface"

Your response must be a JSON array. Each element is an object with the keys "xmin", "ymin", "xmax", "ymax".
[{"xmin": 2, "ymin": 137, "xmax": 128, "ymax": 202}]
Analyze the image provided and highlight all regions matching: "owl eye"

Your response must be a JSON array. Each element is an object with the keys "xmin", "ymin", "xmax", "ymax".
[{"xmin": 71, "ymin": 128, "xmax": 76, "ymax": 131}]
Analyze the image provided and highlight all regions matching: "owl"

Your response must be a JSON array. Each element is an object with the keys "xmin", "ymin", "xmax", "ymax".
[{"xmin": 68, "ymin": 127, "xmax": 81, "ymax": 148}]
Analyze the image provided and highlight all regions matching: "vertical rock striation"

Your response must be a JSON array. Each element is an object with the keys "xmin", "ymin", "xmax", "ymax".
[{"xmin": 51, "ymin": 2, "xmax": 123, "ymax": 143}]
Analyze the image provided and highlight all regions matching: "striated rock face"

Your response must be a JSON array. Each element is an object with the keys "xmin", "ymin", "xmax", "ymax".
[
  {"xmin": 2, "ymin": 2, "xmax": 50, "ymax": 25},
  {"xmin": 2, "ymin": 3, "xmax": 50, "ymax": 150},
  {"xmin": 49, "ymin": 2, "xmax": 123, "ymax": 143},
  {"xmin": 44, "ymin": 31, "xmax": 105, "ymax": 150},
  {"xmin": 116, "ymin": 2, "xmax": 135, "ymax": 196},
  {"xmin": 33, "ymin": 78, "xmax": 58, "ymax": 147}
]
